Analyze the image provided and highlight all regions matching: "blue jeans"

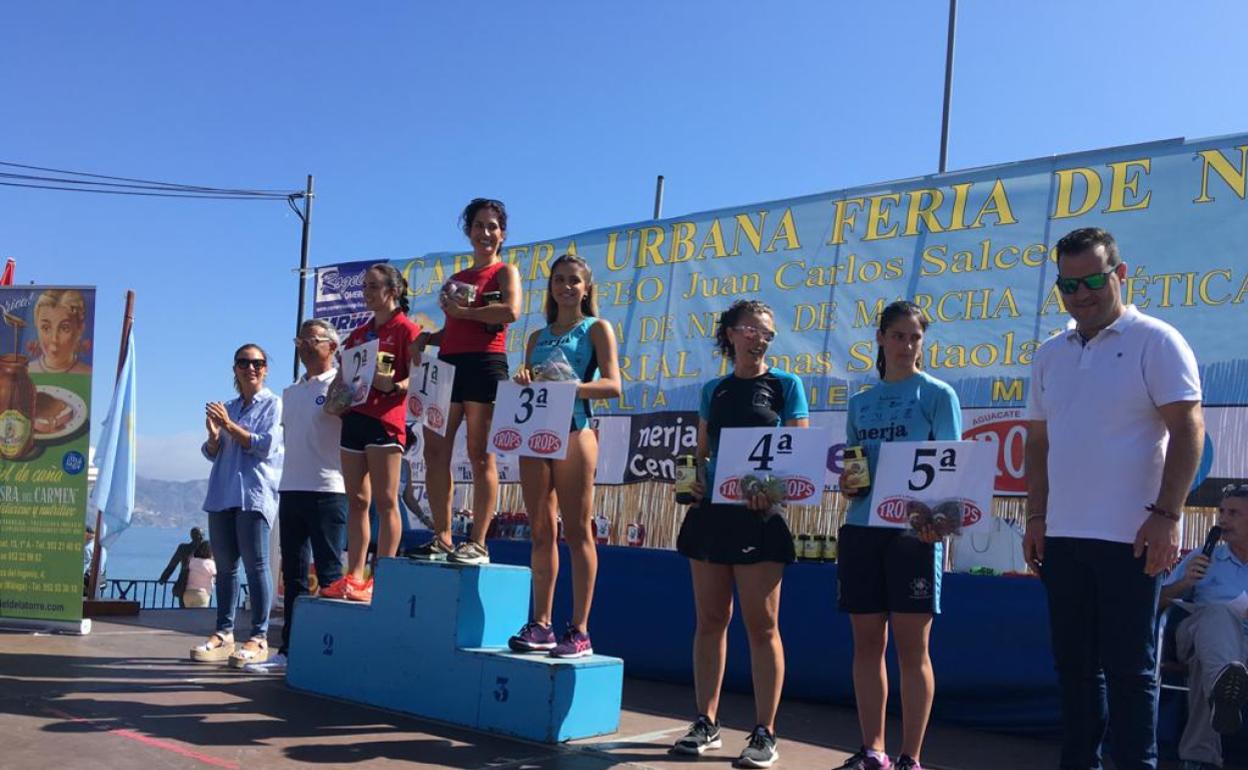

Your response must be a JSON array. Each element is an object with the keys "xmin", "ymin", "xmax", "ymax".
[
  {"xmin": 208, "ymin": 508, "xmax": 272, "ymax": 640},
  {"xmin": 277, "ymin": 491, "xmax": 347, "ymax": 654},
  {"xmin": 1041, "ymin": 537, "xmax": 1161, "ymax": 770}
]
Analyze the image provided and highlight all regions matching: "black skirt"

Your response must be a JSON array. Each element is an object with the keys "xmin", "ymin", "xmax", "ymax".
[{"xmin": 676, "ymin": 501, "xmax": 796, "ymax": 565}]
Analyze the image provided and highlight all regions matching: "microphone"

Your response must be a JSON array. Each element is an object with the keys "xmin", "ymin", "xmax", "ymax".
[{"xmin": 1202, "ymin": 525, "xmax": 1223, "ymax": 558}]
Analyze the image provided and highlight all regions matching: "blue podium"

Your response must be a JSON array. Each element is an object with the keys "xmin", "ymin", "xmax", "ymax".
[{"xmin": 286, "ymin": 557, "xmax": 623, "ymax": 743}]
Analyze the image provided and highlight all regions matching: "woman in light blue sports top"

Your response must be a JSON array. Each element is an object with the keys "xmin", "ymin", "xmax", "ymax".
[
  {"xmin": 507, "ymin": 253, "xmax": 621, "ymax": 659},
  {"xmin": 834, "ymin": 300, "xmax": 961, "ymax": 770}
]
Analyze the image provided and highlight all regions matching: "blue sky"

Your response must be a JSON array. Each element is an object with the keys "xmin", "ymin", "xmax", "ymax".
[{"xmin": 3, "ymin": 1, "xmax": 1245, "ymax": 480}]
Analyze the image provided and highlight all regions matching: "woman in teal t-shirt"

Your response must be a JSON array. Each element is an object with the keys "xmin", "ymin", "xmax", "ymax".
[
  {"xmin": 507, "ymin": 254, "xmax": 621, "ymax": 660},
  {"xmin": 834, "ymin": 300, "xmax": 961, "ymax": 770}
]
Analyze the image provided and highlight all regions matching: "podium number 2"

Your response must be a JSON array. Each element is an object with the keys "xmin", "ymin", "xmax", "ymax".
[
  {"xmin": 322, "ymin": 632, "xmax": 334, "ymax": 656},
  {"xmin": 909, "ymin": 448, "xmax": 937, "ymax": 491}
]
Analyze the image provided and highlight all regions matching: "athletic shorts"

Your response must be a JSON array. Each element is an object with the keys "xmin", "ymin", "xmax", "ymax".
[
  {"xmin": 340, "ymin": 410, "xmax": 403, "ymax": 453},
  {"xmin": 441, "ymin": 352, "xmax": 508, "ymax": 404},
  {"xmin": 676, "ymin": 501, "xmax": 796, "ymax": 565},
  {"xmin": 836, "ymin": 524, "xmax": 942, "ymax": 614}
]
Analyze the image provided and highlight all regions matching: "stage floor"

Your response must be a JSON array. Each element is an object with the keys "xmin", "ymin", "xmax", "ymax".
[{"xmin": 0, "ymin": 608, "xmax": 1072, "ymax": 770}]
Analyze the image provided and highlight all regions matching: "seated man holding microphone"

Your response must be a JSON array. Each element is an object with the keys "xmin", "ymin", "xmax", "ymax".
[{"xmin": 1160, "ymin": 482, "xmax": 1248, "ymax": 770}]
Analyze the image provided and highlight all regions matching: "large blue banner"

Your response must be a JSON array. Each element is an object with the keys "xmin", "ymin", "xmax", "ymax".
[{"xmin": 317, "ymin": 133, "xmax": 1248, "ymax": 496}]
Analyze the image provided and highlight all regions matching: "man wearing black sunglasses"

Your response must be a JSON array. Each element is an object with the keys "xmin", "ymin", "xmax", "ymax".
[{"xmin": 1024, "ymin": 227, "xmax": 1205, "ymax": 770}]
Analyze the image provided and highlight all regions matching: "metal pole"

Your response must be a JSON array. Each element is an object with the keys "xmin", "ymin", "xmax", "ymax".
[
  {"xmin": 938, "ymin": 0, "xmax": 958, "ymax": 174},
  {"xmin": 88, "ymin": 289, "xmax": 134, "ymax": 599},
  {"xmin": 653, "ymin": 175, "xmax": 665, "ymax": 220},
  {"xmin": 293, "ymin": 174, "xmax": 314, "ymax": 382}
]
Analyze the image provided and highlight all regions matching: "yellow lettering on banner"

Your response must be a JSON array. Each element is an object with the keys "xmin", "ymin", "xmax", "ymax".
[
  {"xmin": 681, "ymin": 272, "xmax": 760, "ymax": 299},
  {"xmin": 1039, "ymin": 284, "xmax": 1067, "ymax": 316},
  {"xmin": 730, "ymin": 212, "xmax": 767, "ymax": 256},
  {"xmin": 863, "ymin": 193, "xmax": 901, "ymax": 241},
  {"xmin": 993, "ymin": 379, "xmax": 1025, "ymax": 402},
  {"xmin": 638, "ymin": 226, "xmax": 666, "ymax": 267},
  {"xmin": 686, "ymin": 312, "xmax": 718, "ymax": 339},
  {"xmin": 505, "ymin": 246, "xmax": 529, "ymax": 270},
  {"xmin": 1233, "ymin": 274, "xmax": 1248, "ymax": 304},
  {"xmin": 1021, "ymin": 243, "xmax": 1050, "ymax": 267},
  {"xmin": 854, "ymin": 298, "xmax": 889, "ymax": 329},
  {"xmin": 847, "ymin": 341, "xmax": 875, "ymax": 372},
  {"xmin": 669, "ymin": 221, "xmax": 698, "ymax": 263},
  {"xmin": 765, "ymin": 208, "xmax": 801, "ymax": 252},
  {"xmin": 699, "ymin": 220, "xmax": 730, "ymax": 259},
  {"xmin": 827, "ymin": 198, "xmax": 866, "ymax": 245},
  {"xmin": 1105, "ymin": 159, "xmax": 1152, "ymax": 212},
  {"xmin": 1194, "ymin": 146, "xmax": 1248, "ymax": 203},
  {"xmin": 765, "ymin": 352, "xmax": 835, "ymax": 375},
  {"xmin": 640, "ymin": 277, "xmax": 664, "ymax": 302},
  {"xmin": 1053, "ymin": 167, "xmax": 1103, "ymax": 219},
  {"xmin": 605, "ymin": 230, "xmax": 630, "ymax": 271},
  {"xmin": 1199, "ymin": 270, "xmax": 1233, "ymax": 305},
  {"xmin": 638, "ymin": 315, "xmax": 674, "ymax": 342},
  {"xmin": 970, "ymin": 180, "xmax": 1018, "ymax": 228},
  {"xmin": 527, "ymin": 243, "xmax": 555, "ymax": 281},
  {"xmin": 948, "ymin": 183, "xmax": 973, "ymax": 233},
  {"xmin": 793, "ymin": 302, "xmax": 837, "ymax": 332},
  {"xmin": 903, "ymin": 188, "xmax": 946, "ymax": 237}
]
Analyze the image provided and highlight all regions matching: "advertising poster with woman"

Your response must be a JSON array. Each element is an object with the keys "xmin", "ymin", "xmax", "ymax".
[{"xmin": 0, "ymin": 286, "xmax": 95, "ymax": 623}]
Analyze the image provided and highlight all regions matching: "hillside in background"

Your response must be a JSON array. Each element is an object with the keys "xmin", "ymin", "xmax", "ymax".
[{"xmin": 133, "ymin": 477, "xmax": 209, "ymax": 529}]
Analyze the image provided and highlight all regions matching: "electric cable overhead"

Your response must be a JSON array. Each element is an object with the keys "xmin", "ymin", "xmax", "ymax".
[{"xmin": 0, "ymin": 161, "xmax": 304, "ymax": 201}]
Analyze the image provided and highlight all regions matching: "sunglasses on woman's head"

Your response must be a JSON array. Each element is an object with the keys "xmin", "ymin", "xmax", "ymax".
[
  {"xmin": 235, "ymin": 358, "xmax": 266, "ymax": 370},
  {"xmin": 1055, "ymin": 269, "xmax": 1115, "ymax": 295}
]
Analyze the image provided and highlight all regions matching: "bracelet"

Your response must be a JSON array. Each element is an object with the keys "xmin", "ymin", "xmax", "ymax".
[
  {"xmin": 1026, "ymin": 513, "xmax": 1046, "ymax": 523},
  {"xmin": 1146, "ymin": 503, "xmax": 1181, "ymax": 522}
]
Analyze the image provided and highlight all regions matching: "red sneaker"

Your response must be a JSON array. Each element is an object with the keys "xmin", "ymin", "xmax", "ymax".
[
  {"xmin": 346, "ymin": 577, "xmax": 374, "ymax": 603},
  {"xmin": 321, "ymin": 575, "xmax": 363, "ymax": 600}
]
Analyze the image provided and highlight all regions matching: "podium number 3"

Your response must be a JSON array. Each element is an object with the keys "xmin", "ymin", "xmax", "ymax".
[
  {"xmin": 494, "ymin": 676, "xmax": 510, "ymax": 702},
  {"xmin": 515, "ymin": 387, "xmax": 535, "ymax": 424}
]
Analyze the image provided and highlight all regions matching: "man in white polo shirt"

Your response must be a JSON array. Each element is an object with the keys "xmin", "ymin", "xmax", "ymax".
[
  {"xmin": 1024, "ymin": 227, "xmax": 1204, "ymax": 770},
  {"xmin": 246, "ymin": 319, "xmax": 347, "ymax": 674}
]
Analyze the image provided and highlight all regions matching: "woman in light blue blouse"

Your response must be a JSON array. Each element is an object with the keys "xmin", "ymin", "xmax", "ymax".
[{"xmin": 190, "ymin": 343, "xmax": 283, "ymax": 668}]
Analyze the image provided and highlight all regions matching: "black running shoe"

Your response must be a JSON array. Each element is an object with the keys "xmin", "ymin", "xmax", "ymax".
[
  {"xmin": 1212, "ymin": 661, "xmax": 1248, "ymax": 734},
  {"xmin": 671, "ymin": 714, "xmax": 721, "ymax": 755},
  {"xmin": 736, "ymin": 725, "xmax": 779, "ymax": 768}
]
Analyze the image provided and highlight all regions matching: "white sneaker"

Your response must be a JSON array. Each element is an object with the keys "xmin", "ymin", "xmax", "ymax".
[{"xmin": 243, "ymin": 652, "xmax": 287, "ymax": 674}]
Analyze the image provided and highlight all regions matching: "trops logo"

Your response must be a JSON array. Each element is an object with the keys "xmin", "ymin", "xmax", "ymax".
[
  {"xmin": 493, "ymin": 429, "xmax": 521, "ymax": 452},
  {"xmin": 407, "ymin": 394, "xmax": 423, "ymax": 421},
  {"xmin": 528, "ymin": 430, "xmax": 562, "ymax": 455},
  {"xmin": 875, "ymin": 496, "xmax": 910, "ymax": 524},
  {"xmin": 716, "ymin": 476, "xmax": 818, "ymax": 502}
]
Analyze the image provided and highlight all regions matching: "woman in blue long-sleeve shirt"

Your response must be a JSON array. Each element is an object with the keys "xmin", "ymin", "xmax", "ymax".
[{"xmin": 190, "ymin": 343, "xmax": 283, "ymax": 667}]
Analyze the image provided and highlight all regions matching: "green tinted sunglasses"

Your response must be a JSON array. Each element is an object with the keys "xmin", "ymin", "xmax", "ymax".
[{"xmin": 1055, "ymin": 269, "xmax": 1115, "ymax": 295}]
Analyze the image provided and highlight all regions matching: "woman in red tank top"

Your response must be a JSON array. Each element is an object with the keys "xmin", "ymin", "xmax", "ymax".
[{"xmin": 409, "ymin": 198, "xmax": 521, "ymax": 564}]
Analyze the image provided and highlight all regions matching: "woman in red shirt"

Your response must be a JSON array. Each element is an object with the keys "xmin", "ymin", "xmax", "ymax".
[
  {"xmin": 322, "ymin": 264, "xmax": 421, "ymax": 602},
  {"xmin": 409, "ymin": 198, "xmax": 521, "ymax": 565}
]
